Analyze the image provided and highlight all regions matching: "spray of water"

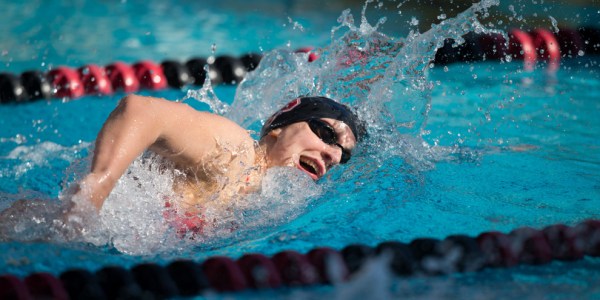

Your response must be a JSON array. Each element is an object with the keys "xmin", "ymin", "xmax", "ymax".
[{"xmin": 225, "ymin": 0, "xmax": 500, "ymax": 169}]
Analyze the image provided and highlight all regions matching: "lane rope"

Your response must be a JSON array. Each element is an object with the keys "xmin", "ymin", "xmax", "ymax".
[
  {"xmin": 1, "ymin": 27, "xmax": 599, "ymax": 104},
  {"xmin": 1, "ymin": 219, "xmax": 598, "ymax": 299}
]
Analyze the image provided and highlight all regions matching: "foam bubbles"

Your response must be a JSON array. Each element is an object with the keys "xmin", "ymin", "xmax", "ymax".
[
  {"xmin": 93, "ymin": 154, "xmax": 178, "ymax": 254},
  {"xmin": 197, "ymin": 167, "xmax": 321, "ymax": 245}
]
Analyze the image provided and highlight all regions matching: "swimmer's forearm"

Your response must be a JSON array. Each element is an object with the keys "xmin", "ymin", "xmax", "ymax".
[
  {"xmin": 92, "ymin": 95, "xmax": 163, "ymax": 171},
  {"xmin": 85, "ymin": 95, "xmax": 166, "ymax": 208}
]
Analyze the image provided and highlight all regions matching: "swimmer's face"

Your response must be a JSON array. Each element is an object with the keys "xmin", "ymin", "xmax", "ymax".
[{"xmin": 265, "ymin": 118, "xmax": 357, "ymax": 180}]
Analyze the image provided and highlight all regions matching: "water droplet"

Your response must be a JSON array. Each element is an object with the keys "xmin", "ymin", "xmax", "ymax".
[
  {"xmin": 549, "ymin": 16, "xmax": 559, "ymax": 33},
  {"xmin": 410, "ymin": 17, "xmax": 419, "ymax": 26}
]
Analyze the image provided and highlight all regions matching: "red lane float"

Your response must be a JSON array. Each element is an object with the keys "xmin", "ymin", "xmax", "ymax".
[
  {"xmin": 133, "ymin": 60, "xmax": 168, "ymax": 90},
  {"xmin": 78, "ymin": 64, "xmax": 113, "ymax": 95},
  {"xmin": 105, "ymin": 62, "xmax": 140, "ymax": 93},
  {"xmin": 271, "ymin": 250, "xmax": 319, "ymax": 286},
  {"xmin": 508, "ymin": 29, "xmax": 537, "ymax": 71},
  {"xmin": 48, "ymin": 67, "xmax": 85, "ymax": 99},
  {"xmin": 237, "ymin": 253, "xmax": 283, "ymax": 289},
  {"xmin": 510, "ymin": 227, "xmax": 553, "ymax": 265},
  {"xmin": 202, "ymin": 256, "xmax": 248, "ymax": 292},
  {"xmin": 476, "ymin": 231, "xmax": 519, "ymax": 268}
]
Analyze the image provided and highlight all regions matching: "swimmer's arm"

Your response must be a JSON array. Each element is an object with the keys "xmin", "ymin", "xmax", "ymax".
[{"xmin": 77, "ymin": 94, "xmax": 253, "ymax": 211}]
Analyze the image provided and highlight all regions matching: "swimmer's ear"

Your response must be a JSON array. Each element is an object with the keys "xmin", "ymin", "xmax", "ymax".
[{"xmin": 268, "ymin": 128, "xmax": 282, "ymax": 138}]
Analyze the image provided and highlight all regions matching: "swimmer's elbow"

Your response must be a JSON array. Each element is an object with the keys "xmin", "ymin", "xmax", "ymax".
[
  {"xmin": 116, "ymin": 95, "xmax": 181, "ymax": 128},
  {"xmin": 116, "ymin": 95, "xmax": 153, "ymax": 117}
]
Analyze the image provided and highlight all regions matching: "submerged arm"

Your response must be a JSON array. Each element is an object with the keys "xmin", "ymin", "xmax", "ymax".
[{"xmin": 76, "ymin": 94, "xmax": 253, "ymax": 211}]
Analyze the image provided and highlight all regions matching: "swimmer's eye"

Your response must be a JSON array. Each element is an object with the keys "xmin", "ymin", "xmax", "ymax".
[{"xmin": 306, "ymin": 119, "xmax": 352, "ymax": 164}]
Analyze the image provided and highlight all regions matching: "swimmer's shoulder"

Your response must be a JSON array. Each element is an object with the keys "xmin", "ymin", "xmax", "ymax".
[
  {"xmin": 179, "ymin": 102, "xmax": 258, "ymax": 169},
  {"xmin": 191, "ymin": 110, "xmax": 256, "ymax": 160},
  {"xmin": 139, "ymin": 96, "xmax": 257, "ymax": 170},
  {"xmin": 153, "ymin": 97, "xmax": 254, "ymax": 147}
]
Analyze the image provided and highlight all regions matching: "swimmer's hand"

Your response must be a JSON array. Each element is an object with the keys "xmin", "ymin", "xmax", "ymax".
[
  {"xmin": 0, "ymin": 197, "xmax": 98, "ymax": 241},
  {"xmin": 72, "ymin": 172, "xmax": 118, "ymax": 212}
]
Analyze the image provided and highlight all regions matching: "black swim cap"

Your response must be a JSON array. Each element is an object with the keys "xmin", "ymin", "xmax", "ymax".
[{"xmin": 260, "ymin": 96, "xmax": 366, "ymax": 142}]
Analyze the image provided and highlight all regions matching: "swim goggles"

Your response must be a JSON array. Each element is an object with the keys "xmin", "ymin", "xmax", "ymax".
[{"xmin": 306, "ymin": 119, "xmax": 352, "ymax": 164}]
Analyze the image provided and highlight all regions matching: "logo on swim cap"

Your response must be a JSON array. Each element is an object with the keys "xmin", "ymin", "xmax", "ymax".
[
  {"xmin": 280, "ymin": 98, "xmax": 301, "ymax": 112},
  {"xmin": 263, "ymin": 98, "xmax": 301, "ymax": 129}
]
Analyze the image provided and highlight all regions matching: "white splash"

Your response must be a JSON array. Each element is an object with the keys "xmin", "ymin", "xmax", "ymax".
[
  {"xmin": 181, "ymin": 64, "xmax": 229, "ymax": 115},
  {"xmin": 224, "ymin": 0, "xmax": 499, "ymax": 169}
]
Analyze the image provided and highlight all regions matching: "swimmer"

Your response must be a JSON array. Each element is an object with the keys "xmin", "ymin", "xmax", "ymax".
[{"xmin": 74, "ymin": 94, "xmax": 366, "ymax": 215}]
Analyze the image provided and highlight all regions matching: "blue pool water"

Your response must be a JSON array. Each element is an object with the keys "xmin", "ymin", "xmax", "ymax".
[{"xmin": 1, "ymin": 0, "xmax": 600, "ymax": 298}]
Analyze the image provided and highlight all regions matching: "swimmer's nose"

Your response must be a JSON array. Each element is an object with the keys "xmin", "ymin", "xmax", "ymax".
[{"xmin": 322, "ymin": 145, "xmax": 342, "ymax": 167}]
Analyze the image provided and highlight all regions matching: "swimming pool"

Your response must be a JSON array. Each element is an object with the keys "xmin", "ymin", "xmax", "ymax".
[{"xmin": 1, "ymin": 0, "xmax": 600, "ymax": 298}]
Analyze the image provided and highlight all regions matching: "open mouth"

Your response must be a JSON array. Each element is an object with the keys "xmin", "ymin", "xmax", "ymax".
[{"xmin": 298, "ymin": 156, "xmax": 321, "ymax": 179}]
